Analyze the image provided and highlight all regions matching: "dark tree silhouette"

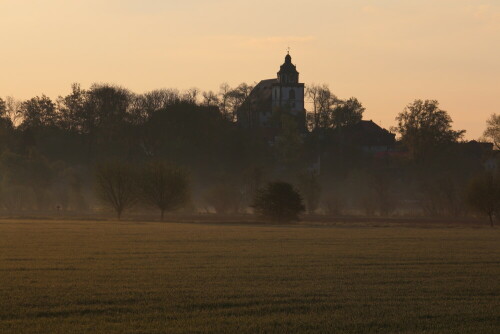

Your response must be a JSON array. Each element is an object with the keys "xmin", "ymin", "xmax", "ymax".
[
  {"xmin": 394, "ymin": 100, "xmax": 465, "ymax": 160},
  {"xmin": 332, "ymin": 97, "xmax": 364, "ymax": 128},
  {"xmin": 252, "ymin": 181, "xmax": 305, "ymax": 222},
  {"xmin": 19, "ymin": 95, "xmax": 57, "ymax": 129},
  {"xmin": 0, "ymin": 98, "xmax": 6, "ymax": 118},
  {"xmin": 95, "ymin": 162, "xmax": 138, "ymax": 219},
  {"xmin": 57, "ymin": 83, "xmax": 87, "ymax": 132},
  {"xmin": 483, "ymin": 114, "xmax": 500, "ymax": 150},
  {"xmin": 306, "ymin": 84, "xmax": 337, "ymax": 129},
  {"xmin": 139, "ymin": 161, "xmax": 189, "ymax": 220}
]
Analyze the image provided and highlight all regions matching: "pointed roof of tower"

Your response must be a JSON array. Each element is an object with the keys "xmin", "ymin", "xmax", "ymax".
[
  {"xmin": 277, "ymin": 52, "xmax": 300, "ymax": 84},
  {"xmin": 279, "ymin": 53, "xmax": 297, "ymax": 74}
]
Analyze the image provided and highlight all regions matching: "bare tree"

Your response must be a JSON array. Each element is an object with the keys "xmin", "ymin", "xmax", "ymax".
[
  {"xmin": 4, "ymin": 96, "xmax": 23, "ymax": 127},
  {"xmin": 218, "ymin": 83, "xmax": 232, "ymax": 121},
  {"xmin": 306, "ymin": 84, "xmax": 338, "ymax": 129},
  {"xmin": 305, "ymin": 84, "xmax": 321, "ymax": 129},
  {"xmin": 483, "ymin": 113, "xmax": 500, "ymax": 149},
  {"xmin": 95, "ymin": 162, "xmax": 138, "ymax": 219},
  {"xmin": 182, "ymin": 87, "xmax": 199, "ymax": 104},
  {"xmin": 202, "ymin": 90, "xmax": 219, "ymax": 108},
  {"xmin": 139, "ymin": 161, "xmax": 189, "ymax": 220},
  {"xmin": 129, "ymin": 88, "xmax": 181, "ymax": 123},
  {"xmin": 466, "ymin": 172, "xmax": 500, "ymax": 227},
  {"xmin": 229, "ymin": 83, "xmax": 254, "ymax": 124}
]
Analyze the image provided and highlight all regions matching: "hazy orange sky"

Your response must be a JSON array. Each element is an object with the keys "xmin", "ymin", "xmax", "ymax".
[{"xmin": 1, "ymin": 0, "xmax": 499, "ymax": 138}]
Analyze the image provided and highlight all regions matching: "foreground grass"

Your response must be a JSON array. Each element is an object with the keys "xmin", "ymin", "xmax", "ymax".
[{"xmin": 0, "ymin": 220, "xmax": 499, "ymax": 333}]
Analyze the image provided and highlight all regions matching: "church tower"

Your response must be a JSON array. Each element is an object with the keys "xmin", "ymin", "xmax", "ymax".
[
  {"xmin": 272, "ymin": 52, "xmax": 305, "ymax": 115},
  {"xmin": 235, "ymin": 52, "xmax": 307, "ymax": 133}
]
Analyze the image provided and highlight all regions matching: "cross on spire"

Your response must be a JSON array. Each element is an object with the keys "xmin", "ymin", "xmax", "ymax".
[{"xmin": 287, "ymin": 46, "xmax": 291, "ymax": 54}]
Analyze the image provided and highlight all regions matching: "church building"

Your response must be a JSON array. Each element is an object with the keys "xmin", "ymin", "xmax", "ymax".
[{"xmin": 236, "ymin": 52, "xmax": 306, "ymax": 134}]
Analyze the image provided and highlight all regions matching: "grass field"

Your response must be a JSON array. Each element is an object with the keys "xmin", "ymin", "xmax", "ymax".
[{"xmin": 0, "ymin": 219, "xmax": 499, "ymax": 333}]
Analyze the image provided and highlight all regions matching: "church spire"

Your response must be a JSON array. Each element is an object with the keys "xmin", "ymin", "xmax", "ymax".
[{"xmin": 278, "ymin": 52, "xmax": 299, "ymax": 84}]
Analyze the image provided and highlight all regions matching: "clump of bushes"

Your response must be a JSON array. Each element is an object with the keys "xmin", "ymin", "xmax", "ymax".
[{"xmin": 252, "ymin": 181, "xmax": 305, "ymax": 222}]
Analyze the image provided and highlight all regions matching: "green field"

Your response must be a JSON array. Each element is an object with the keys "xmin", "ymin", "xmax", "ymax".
[{"xmin": 0, "ymin": 220, "xmax": 499, "ymax": 333}]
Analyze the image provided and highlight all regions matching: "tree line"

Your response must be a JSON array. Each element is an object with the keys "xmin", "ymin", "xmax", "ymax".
[{"xmin": 1, "ymin": 82, "xmax": 499, "ymax": 225}]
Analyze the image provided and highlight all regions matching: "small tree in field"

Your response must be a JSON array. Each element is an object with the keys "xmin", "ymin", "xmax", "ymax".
[
  {"xmin": 95, "ymin": 162, "xmax": 138, "ymax": 219},
  {"xmin": 140, "ymin": 162, "xmax": 189, "ymax": 220},
  {"xmin": 252, "ymin": 181, "xmax": 305, "ymax": 222},
  {"xmin": 466, "ymin": 172, "xmax": 500, "ymax": 227}
]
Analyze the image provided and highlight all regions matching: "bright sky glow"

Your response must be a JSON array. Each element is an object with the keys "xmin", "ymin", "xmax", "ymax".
[{"xmin": 1, "ymin": 0, "xmax": 499, "ymax": 138}]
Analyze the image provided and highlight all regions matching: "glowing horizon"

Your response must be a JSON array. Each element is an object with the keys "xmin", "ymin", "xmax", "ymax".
[{"xmin": 1, "ymin": 0, "xmax": 499, "ymax": 139}]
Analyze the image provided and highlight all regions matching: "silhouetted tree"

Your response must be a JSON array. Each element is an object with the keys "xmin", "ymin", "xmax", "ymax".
[
  {"xmin": 466, "ymin": 172, "xmax": 500, "ymax": 227},
  {"xmin": 139, "ymin": 161, "xmax": 189, "ymax": 220},
  {"xmin": 483, "ymin": 114, "xmax": 500, "ymax": 150},
  {"xmin": 306, "ymin": 84, "xmax": 337, "ymax": 129},
  {"xmin": 229, "ymin": 83, "xmax": 254, "ymax": 124},
  {"xmin": 394, "ymin": 100, "xmax": 465, "ymax": 161},
  {"xmin": 202, "ymin": 91, "xmax": 219, "ymax": 108},
  {"xmin": 0, "ymin": 98, "xmax": 6, "ymax": 118},
  {"xmin": 57, "ymin": 83, "xmax": 87, "ymax": 132},
  {"xmin": 95, "ymin": 162, "xmax": 138, "ymax": 219},
  {"xmin": 4, "ymin": 96, "xmax": 23, "ymax": 127},
  {"xmin": 130, "ymin": 88, "xmax": 181, "ymax": 122},
  {"xmin": 85, "ymin": 84, "xmax": 131, "ymax": 132},
  {"xmin": 252, "ymin": 181, "xmax": 305, "ymax": 222},
  {"xmin": 19, "ymin": 95, "xmax": 57, "ymax": 129},
  {"xmin": 0, "ymin": 110, "xmax": 13, "ymax": 153},
  {"xmin": 332, "ymin": 97, "xmax": 364, "ymax": 128},
  {"xmin": 182, "ymin": 88, "xmax": 199, "ymax": 104},
  {"xmin": 218, "ymin": 83, "xmax": 233, "ymax": 121}
]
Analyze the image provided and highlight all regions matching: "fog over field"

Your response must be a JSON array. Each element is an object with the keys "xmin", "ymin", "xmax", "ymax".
[{"xmin": 1, "ymin": 1, "xmax": 500, "ymax": 333}]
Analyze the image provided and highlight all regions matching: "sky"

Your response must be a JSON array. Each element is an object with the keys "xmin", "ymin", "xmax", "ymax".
[{"xmin": 0, "ymin": 0, "xmax": 499, "ymax": 139}]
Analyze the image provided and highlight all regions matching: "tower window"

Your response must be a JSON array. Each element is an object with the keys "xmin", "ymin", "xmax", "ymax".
[{"xmin": 289, "ymin": 89, "xmax": 295, "ymax": 100}]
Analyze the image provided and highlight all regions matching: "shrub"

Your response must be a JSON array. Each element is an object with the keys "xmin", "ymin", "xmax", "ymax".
[{"xmin": 252, "ymin": 181, "xmax": 305, "ymax": 222}]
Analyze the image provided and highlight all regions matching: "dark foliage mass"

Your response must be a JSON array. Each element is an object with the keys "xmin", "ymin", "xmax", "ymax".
[
  {"xmin": 252, "ymin": 182, "xmax": 305, "ymax": 221},
  {"xmin": 0, "ymin": 83, "xmax": 498, "ymax": 224}
]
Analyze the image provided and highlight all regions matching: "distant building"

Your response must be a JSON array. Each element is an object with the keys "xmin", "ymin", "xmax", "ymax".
[
  {"xmin": 236, "ymin": 53, "xmax": 306, "ymax": 136},
  {"xmin": 341, "ymin": 120, "xmax": 397, "ymax": 156},
  {"xmin": 236, "ymin": 52, "xmax": 401, "ymax": 156}
]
